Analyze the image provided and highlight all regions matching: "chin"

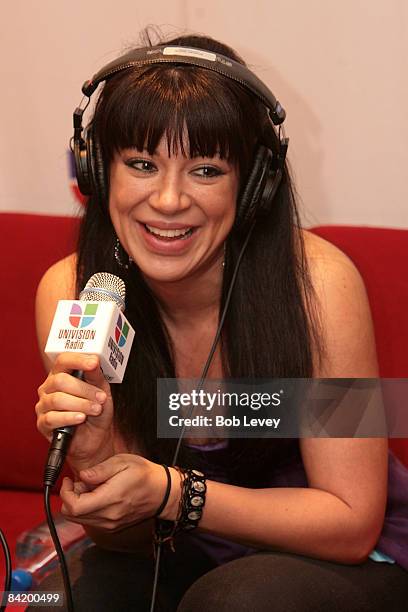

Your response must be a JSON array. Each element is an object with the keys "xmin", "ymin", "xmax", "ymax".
[{"xmin": 134, "ymin": 261, "xmax": 193, "ymax": 284}]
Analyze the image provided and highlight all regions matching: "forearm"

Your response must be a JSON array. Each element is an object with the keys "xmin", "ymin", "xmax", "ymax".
[
  {"xmin": 204, "ymin": 483, "xmax": 381, "ymax": 563},
  {"xmin": 68, "ymin": 430, "xmax": 131, "ymax": 476},
  {"xmin": 164, "ymin": 477, "xmax": 380, "ymax": 565}
]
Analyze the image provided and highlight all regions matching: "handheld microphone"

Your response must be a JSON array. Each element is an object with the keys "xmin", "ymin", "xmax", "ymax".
[{"xmin": 43, "ymin": 272, "xmax": 134, "ymax": 487}]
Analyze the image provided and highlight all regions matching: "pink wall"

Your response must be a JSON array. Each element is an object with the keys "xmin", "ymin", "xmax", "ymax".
[{"xmin": 1, "ymin": 0, "xmax": 406, "ymax": 228}]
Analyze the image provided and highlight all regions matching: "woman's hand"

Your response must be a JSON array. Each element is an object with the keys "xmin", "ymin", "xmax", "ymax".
[
  {"xmin": 35, "ymin": 353, "xmax": 121, "ymax": 473},
  {"xmin": 60, "ymin": 454, "xmax": 179, "ymax": 531}
]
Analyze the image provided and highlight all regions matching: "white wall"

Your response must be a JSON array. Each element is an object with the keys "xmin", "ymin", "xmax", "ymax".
[
  {"xmin": 1, "ymin": 0, "xmax": 407, "ymax": 228},
  {"xmin": 0, "ymin": 0, "xmax": 187, "ymax": 217}
]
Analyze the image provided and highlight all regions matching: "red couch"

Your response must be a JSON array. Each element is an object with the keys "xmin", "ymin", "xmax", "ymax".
[
  {"xmin": 312, "ymin": 225, "xmax": 408, "ymax": 465},
  {"xmin": 0, "ymin": 214, "xmax": 79, "ymax": 571},
  {"xmin": 0, "ymin": 213, "xmax": 407, "ymax": 589}
]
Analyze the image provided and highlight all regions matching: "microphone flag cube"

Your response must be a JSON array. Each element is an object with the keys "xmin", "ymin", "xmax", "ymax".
[{"xmin": 45, "ymin": 300, "xmax": 135, "ymax": 383}]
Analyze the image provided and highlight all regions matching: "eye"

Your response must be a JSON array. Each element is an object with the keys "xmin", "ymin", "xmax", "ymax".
[
  {"xmin": 124, "ymin": 159, "xmax": 157, "ymax": 173},
  {"xmin": 192, "ymin": 165, "xmax": 224, "ymax": 179}
]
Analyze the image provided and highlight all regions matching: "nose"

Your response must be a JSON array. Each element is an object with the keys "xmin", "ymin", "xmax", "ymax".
[{"xmin": 148, "ymin": 173, "xmax": 192, "ymax": 216}]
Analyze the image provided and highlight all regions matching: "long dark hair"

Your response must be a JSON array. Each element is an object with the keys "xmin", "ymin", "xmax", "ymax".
[{"xmin": 76, "ymin": 33, "xmax": 323, "ymax": 486}]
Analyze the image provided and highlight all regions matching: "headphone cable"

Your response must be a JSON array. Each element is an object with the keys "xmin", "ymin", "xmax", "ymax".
[
  {"xmin": 43, "ymin": 487, "xmax": 74, "ymax": 612},
  {"xmin": 149, "ymin": 221, "xmax": 256, "ymax": 612}
]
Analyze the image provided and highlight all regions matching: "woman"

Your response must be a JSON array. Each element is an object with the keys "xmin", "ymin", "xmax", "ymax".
[{"xmin": 34, "ymin": 33, "xmax": 408, "ymax": 611}]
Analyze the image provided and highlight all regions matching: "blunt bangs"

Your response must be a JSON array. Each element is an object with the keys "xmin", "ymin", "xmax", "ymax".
[{"xmin": 95, "ymin": 64, "xmax": 262, "ymax": 176}]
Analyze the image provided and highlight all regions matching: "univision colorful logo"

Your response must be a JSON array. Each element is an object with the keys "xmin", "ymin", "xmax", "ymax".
[
  {"xmin": 115, "ymin": 314, "xmax": 129, "ymax": 347},
  {"xmin": 69, "ymin": 303, "xmax": 98, "ymax": 328}
]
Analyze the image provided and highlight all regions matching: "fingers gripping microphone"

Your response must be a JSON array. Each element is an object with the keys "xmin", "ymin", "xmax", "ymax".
[{"xmin": 43, "ymin": 273, "xmax": 134, "ymax": 487}]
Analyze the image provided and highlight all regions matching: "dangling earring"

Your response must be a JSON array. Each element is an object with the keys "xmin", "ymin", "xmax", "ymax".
[
  {"xmin": 114, "ymin": 238, "xmax": 133, "ymax": 269},
  {"xmin": 222, "ymin": 242, "xmax": 226, "ymax": 268}
]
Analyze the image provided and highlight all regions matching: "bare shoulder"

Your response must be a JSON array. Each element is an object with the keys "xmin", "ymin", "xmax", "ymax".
[
  {"xmin": 301, "ymin": 230, "xmax": 378, "ymax": 377},
  {"xmin": 301, "ymin": 228, "xmax": 368, "ymax": 306},
  {"xmin": 35, "ymin": 253, "xmax": 77, "ymax": 368},
  {"xmin": 37, "ymin": 252, "xmax": 77, "ymax": 300},
  {"xmin": 302, "ymin": 229, "xmax": 357, "ymax": 271}
]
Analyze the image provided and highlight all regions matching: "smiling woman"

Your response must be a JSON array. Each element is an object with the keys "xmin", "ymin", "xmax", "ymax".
[
  {"xmin": 108, "ymin": 140, "xmax": 238, "ymax": 283},
  {"xmin": 31, "ymin": 31, "xmax": 408, "ymax": 612}
]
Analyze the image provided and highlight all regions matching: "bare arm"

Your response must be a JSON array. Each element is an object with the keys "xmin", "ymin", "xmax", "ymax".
[{"xmin": 161, "ymin": 235, "xmax": 387, "ymax": 563}]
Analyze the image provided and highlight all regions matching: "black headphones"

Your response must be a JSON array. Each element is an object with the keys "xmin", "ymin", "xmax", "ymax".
[{"xmin": 73, "ymin": 44, "xmax": 289, "ymax": 229}]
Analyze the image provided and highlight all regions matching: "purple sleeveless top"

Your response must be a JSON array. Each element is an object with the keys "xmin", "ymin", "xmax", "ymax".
[{"xmin": 181, "ymin": 442, "xmax": 408, "ymax": 571}]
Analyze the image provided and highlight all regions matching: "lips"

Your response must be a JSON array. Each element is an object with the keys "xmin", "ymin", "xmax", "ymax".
[{"xmin": 137, "ymin": 221, "xmax": 198, "ymax": 254}]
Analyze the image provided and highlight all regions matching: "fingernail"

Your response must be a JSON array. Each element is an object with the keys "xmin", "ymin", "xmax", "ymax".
[
  {"xmin": 86, "ymin": 357, "xmax": 97, "ymax": 367},
  {"xmin": 75, "ymin": 413, "xmax": 86, "ymax": 422},
  {"xmin": 90, "ymin": 403, "xmax": 102, "ymax": 415},
  {"xmin": 95, "ymin": 391, "xmax": 106, "ymax": 403}
]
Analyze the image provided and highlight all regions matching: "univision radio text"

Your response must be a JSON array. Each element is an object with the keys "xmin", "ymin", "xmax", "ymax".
[
  {"xmin": 58, "ymin": 328, "xmax": 96, "ymax": 350},
  {"xmin": 108, "ymin": 336, "xmax": 124, "ymax": 370}
]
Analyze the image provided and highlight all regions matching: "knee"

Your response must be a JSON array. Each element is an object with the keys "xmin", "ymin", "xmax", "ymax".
[{"xmin": 177, "ymin": 557, "xmax": 281, "ymax": 612}]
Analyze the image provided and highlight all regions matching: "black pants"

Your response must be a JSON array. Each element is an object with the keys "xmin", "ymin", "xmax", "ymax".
[{"xmin": 28, "ymin": 537, "xmax": 408, "ymax": 612}]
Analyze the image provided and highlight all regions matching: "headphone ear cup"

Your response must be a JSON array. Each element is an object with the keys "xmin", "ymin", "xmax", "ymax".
[
  {"xmin": 236, "ymin": 145, "xmax": 273, "ymax": 229},
  {"xmin": 73, "ymin": 132, "xmax": 92, "ymax": 196},
  {"xmin": 87, "ymin": 126, "xmax": 107, "ymax": 203}
]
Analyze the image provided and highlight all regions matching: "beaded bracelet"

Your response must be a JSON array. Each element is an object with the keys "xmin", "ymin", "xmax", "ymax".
[{"xmin": 177, "ymin": 468, "xmax": 207, "ymax": 531}]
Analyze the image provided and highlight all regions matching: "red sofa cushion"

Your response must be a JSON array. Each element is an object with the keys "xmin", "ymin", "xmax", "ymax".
[
  {"xmin": 0, "ymin": 213, "xmax": 79, "ymax": 490},
  {"xmin": 311, "ymin": 226, "xmax": 408, "ymax": 466},
  {"xmin": 311, "ymin": 226, "xmax": 408, "ymax": 377}
]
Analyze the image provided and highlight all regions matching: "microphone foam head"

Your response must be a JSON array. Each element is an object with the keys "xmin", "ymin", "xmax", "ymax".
[{"xmin": 79, "ymin": 272, "xmax": 126, "ymax": 311}]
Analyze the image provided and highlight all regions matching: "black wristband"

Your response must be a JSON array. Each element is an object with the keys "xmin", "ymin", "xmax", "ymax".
[{"xmin": 154, "ymin": 464, "xmax": 172, "ymax": 518}]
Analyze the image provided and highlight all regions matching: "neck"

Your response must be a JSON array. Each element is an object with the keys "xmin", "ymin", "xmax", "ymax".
[{"xmin": 144, "ymin": 252, "xmax": 224, "ymax": 329}]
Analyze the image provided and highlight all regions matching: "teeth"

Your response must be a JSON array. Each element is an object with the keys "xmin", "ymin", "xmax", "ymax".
[{"xmin": 145, "ymin": 224, "xmax": 193, "ymax": 238}]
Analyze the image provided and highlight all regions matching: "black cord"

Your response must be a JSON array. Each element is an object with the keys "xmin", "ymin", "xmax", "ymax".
[
  {"xmin": 172, "ymin": 221, "xmax": 256, "ymax": 464},
  {"xmin": 44, "ymin": 486, "xmax": 74, "ymax": 612},
  {"xmin": 150, "ymin": 222, "xmax": 257, "ymax": 612},
  {"xmin": 0, "ymin": 527, "xmax": 11, "ymax": 612}
]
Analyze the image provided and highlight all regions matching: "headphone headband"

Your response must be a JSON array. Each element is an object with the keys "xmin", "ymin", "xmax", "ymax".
[
  {"xmin": 81, "ymin": 45, "xmax": 286, "ymax": 126},
  {"xmin": 73, "ymin": 42, "xmax": 288, "ymax": 228}
]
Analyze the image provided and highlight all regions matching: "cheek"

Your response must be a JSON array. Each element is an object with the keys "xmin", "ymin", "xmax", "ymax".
[
  {"xmin": 108, "ymin": 162, "xmax": 140, "ymax": 234},
  {"xmin": 204, "ymin": 178, "xmax": 238, "ymax": 222},
  {"xmin": 218, "ymin": 186, "xmax": 238, "ymax": 225},
  {"xmin": 108, "ymin": 191, "xmax": 132, "ymax": 237},
  {"xmin": 109, "ymin": 162, "xmax": 141, "ymax": 213},
  {"xmin": 108, "ymin": 184, "xmax": 140, "ymax": 220},
  {"xmin": 108, "ymin": 192, "xmax": 121, "ymax": 227}
]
